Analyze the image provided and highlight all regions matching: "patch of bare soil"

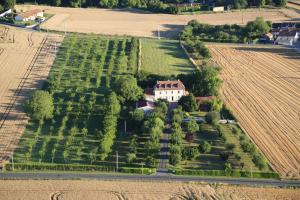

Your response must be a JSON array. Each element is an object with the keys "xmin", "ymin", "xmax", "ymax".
[{"xmin": 0, "ymin": 26, "xmax": 63, "ymax": 164}]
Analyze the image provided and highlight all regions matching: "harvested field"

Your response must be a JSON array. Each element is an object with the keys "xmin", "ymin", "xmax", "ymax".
[
  {"xmin": 207, "ymin": 44, "xmax": 300, "ymax": 178},
  {"xmin": 0, "ymin": 26, "xmax": 63, "ymax": 164},
  {"xmin": 0, "ymin": 179, "xmax": 299, "ymax": 200},
  {"xmin": 16, "ymin": 4, "xmax": 300, "ymax": 38}
]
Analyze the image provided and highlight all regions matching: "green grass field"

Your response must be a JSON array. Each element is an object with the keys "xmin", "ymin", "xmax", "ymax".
[
  {"xmin": 13, "ymin": 34, "xmax": 149, "ymax": 169},
  {"xmin": 180, "ymin": 123, "xmax": 271, "ymax": 172},
  {"xmin": 141, "ymin": 39, "xmax": 195, "ymax": 75}
]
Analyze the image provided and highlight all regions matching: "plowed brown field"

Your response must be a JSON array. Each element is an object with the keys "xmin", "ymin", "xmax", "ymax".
[
  {"xmin": 0, "ymin": 26, "xmax": 63, "ymax": 164},
  {"xmin": 207, "ymin": 44, "xmax": 300, "ymax": 178},
  {"xmin": 0, "ymin": 180, "xmax": 299, "ymax": 200},
  {"xmin": 16, "ymin": 4, "xmax": 300, "ymax": 38}
]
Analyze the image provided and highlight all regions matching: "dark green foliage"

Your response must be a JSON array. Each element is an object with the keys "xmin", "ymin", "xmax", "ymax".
[
  {"xmin": 171, "ymin": 106, "xmax": 184, "ymax": 124},
  {"xmin": 182, "ymin": 147, "xmax": 200, "ymax": 161},
  {"xmin": 0, "ymin": 0, "xmax": 15, "ymax": 9},
  {"xmin": 199, "ymin": 141, "xmax": 211, "ymax": 153},
  {"xmin": 172, "ymin": 169, "xmax": 280, "ymax": 179},
  {"xmin": 233, "ymin": 0, "xmax": 248, "ymax": 9},
  {"xmin": 178, "ymin": 93, "xmax": 197, "ymax": 112},
  {"xmin": 5, "ymin": 163, "xmax": 156, "ymax": 174},
  {"xmin": 245, "ymin": 17, "xmax": 271, "ymax": 41},
  {"xmin": 25, "ymin": 90, "xmax": 54, "ymax": 121},
  {"xmin": 205, "ymin": 112, "xmax": 220, "ymax": 125},
  {"xmin": 126, "ymin": 153, "xmax": 136, "ymax": 163},
  {"xmin": 185, "ymin": 119, "xmax": 199, "ymax": 133},
  {"xmin": 113, "ymin": 75, "xmax": 143, "ymax": 103},
  {"xmin": 181, "ymin": 18, "xmax": 271, "ymax": 43},
  {"xmin": 99, "ymin": 0, "xmax": 118, "ymax": 8},
  {"xmin": 274, "ymin": 0, "xmax": 286, "ymax": 6},
  {"xmin": 169, "ymin": 144, "xmax": 182, "ymax": 166},
  {"xmin": 187, "ymin": 67, "xmax": 222, "ymax": 97}
]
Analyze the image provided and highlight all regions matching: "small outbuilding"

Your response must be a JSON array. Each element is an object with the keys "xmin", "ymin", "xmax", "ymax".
[{"xmin": 15, "ymin": 9, "xmax": 44, "ymax": 22}]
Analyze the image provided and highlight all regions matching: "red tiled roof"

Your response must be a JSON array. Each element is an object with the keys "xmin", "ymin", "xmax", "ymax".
[
  {"xmin": 195, "ymin": 96, "xmax": 214, "ymax": 103},
  {"xmin": 18, "ymin": 9, "xmax": 43, "ymax": 19},
  {"xmin": 154, "ymin": 80, "xmax": 185, "ymax": 91},
  {"xmin": 277, "ymin": 28, "xmax": 300, "ymax": 37}
]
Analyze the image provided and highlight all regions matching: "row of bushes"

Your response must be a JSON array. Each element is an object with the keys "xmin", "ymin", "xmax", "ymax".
[
  {"xmin": 172, "ymin": 169, "xmax": 280, "ymax": 179},
  {"xmin": 4, "ymin": 163, "xmax": 155, "ymax": 174}
]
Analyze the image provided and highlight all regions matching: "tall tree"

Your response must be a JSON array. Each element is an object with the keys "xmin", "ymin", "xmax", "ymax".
[
  {"xmin": 99, "ymin": 0, "xmax": 119, "ymax": 8},
  {"xmin": 178, "ymin": 93, "xmax": 197, "ymax": 112},
  {"xmin": 113, "ymin": 75, "xmax": 143, "ymax": 103},
  {"xmin": 246, "ymin": 17, "xmax": 271, "ymax": 40},
  {"xmin": 25, "ymin": 90, "xmax": 54, "ymax": 121}
]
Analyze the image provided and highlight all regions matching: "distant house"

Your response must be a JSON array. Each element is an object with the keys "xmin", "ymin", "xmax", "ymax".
[
  {"xmin": 136, "ymin": 100, "xmax": 155, "ymax": 114},
  {"xmin": 15, "ymin": 9, "xmax": 44, "ymax": 22},
  {"xmin": 275, "ymin": 28, "xmax": 300, "ymax": 46},
  {"xmin": 153, "ymin": 80, "xmax": 187, "ymax": 102}
]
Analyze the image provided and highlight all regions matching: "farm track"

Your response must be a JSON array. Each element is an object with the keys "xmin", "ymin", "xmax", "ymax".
[
  {"xmin": 207, "ymin": 44, "xmax": 300, "ymax": 178},
  {"xmin": 0, "ymin": 27, "xmax": 63, "ymax": 164}
]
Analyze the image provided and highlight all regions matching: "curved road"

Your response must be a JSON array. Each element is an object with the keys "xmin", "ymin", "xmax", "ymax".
[{"xmin": 1, "ymin": 172, "xmax": 300, "ymax": 187}]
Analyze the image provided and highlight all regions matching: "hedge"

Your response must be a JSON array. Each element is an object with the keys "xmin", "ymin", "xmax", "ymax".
[
  {"xmin": 172, "ymin": 169, "xmax": 280, "ymax": 179},
  {"xmin": 120, "ymin": 167, "xmax": 156, "ymax": 175},
  {"xmin": 4, "ymin": 163, "xmax": 155, "ymax": 175}
]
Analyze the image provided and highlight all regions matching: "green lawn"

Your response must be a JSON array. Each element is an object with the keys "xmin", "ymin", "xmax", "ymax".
[
  {"xmin": 13, "ymin": 34, "xmax": 147, "ymax": 169},
  {"xmin": 141, "ymin": 39, "xmax": 195, "ymax": 75},
  {"xmin": 179, "ymin": 123, "xmax": 271, "ymax": 172}
]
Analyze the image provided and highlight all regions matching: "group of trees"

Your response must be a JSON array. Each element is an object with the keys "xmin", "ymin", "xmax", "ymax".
[
  {"xmin": 99, "ymin": 92, "xmax": 121, "ymax": 160},
  {"xmin": 0, "ymin": 0, "xmax": 15, "ymax": 12},
  {"xmin": 181, "ymin": 17, "xmax": 272, "ymax": 43},
  {"xmin": 169, "ymin": 107, "xmax": 184, "ymax": 166},
  {"xmin": 143, "ymin": 114, "xmax": 165, "ymax": 167}
]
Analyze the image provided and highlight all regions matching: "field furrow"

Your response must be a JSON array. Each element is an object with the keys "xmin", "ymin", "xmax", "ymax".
[{"xmin": 208, "ymin": 44, "xmax": 300, "ymax": 178}]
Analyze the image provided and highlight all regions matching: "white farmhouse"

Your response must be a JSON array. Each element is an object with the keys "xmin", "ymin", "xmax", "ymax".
[
  {"xmin": 275, "ymin": 28, "xmax": 300, "ymax": 46},
  {"xmin": 153, "ymin": 80, "xmax": 186, "ymax": 102},
  {"xmin": 15, "ymin": 9, "xmax": 44, "ymax": 22}
]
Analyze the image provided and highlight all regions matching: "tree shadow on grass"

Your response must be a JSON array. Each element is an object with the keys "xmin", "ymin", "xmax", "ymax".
[{"xmin": 151, "ymin": 24, "xmax": 184, "ymax": 39}]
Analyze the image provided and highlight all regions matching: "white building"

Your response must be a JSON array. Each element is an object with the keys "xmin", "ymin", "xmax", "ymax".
[
  {"xmin": 15, "ymin": 9, "xmax": 44, "ymax": 22},
  {"xmin": 153, "ymin": 80, "xmax": 186, "ymax": 102},
  {"xmin": 275, "ymin": 28, "xmax": 300, "ymax": 46}
]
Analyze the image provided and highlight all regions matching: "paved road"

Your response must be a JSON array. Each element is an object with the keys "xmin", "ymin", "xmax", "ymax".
[{"xmin": 0, "ymin": 172, "xmax": 300, "ymax": 187}]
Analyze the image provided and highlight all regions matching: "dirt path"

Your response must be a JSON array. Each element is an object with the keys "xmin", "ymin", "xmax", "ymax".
[
  {"xmin": 16, "ymin": 5, "xmax": 300, "ymax": 38},
  {"xmin": 0, "ymin": 27, "xmax": 64, "ymax": 164},
  {"xmin": 207, "ymin": 44, "xmax": 300, "ymax": 178}
]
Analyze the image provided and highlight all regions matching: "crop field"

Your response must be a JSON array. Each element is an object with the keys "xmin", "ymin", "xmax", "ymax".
[
  {"xmin": 141, "ymin": 39, "xmax": 194, "ymax": 75},
  {"xmin": 15, "ymin": 5, "xmax": 300, "ymax": 38},
  {"xmin": 207, "ymin": 44, "xmax": 300, "ymax": 178},
  {"xmin": 0, "ymin": 180, "xmax": 299, "ymax": 200},
  {"xmin": 0, "ymin": 26, "xmax": 63, "ymax": 164},
  {"xmin": 12, "ymin": 34, "xmax": 149, "ymax": 169}
]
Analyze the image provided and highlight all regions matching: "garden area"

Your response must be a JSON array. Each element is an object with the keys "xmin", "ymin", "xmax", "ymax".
[
  {"xmin": 141, "ymin": 38, "xmax": 195, "ymax": 76},
  {"xmin": 166, "ymin": 75, "xmax": 278, "ymax": 178},
  {"xmin": 9, "ymin": 34, "xmax": 157, "ymax": 173}
]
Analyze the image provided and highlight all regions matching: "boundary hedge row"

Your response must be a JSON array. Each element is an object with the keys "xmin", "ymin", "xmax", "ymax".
[
  {"xmin": 4, "ymin": 163, "xmax": 155, "ymax": 175},
  {"xmin": 171, "ymin": 169, "xmax": 280, "ymax": 179}
]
